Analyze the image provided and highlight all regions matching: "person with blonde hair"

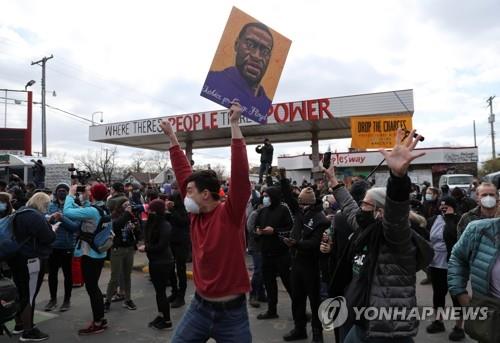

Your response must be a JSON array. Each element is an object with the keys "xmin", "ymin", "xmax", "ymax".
[{"xmin": 6, "ymin": 190, "xmax": 55, "ymax": 341}]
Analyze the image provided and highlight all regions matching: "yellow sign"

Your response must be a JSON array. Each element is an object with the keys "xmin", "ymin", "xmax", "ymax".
[{"xmin": 350, "ymin": 114, "xmax": 413, "ymax": 149}]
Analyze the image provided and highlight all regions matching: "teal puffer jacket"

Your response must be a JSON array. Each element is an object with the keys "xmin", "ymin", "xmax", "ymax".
[{"xmin": 448, "ymin": 218, "xmax": 500, "ymax": 297}]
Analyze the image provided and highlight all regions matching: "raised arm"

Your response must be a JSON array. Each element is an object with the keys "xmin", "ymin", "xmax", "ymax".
[
  {"xmin": 160, "ymin": 119, "xmax": 192, "ymax": 199},
  {"xmin": 380, "ymin": 128, "xmax": 425, "ymax": 246},
  {"xmin": 225, "ymin": 101, "xmax": 251, "ymax": 223}
]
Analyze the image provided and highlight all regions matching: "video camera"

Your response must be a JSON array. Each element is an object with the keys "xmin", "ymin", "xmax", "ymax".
[{"xmin": 68, "ymin": 167, "xmax": 91, "ymax": 192}]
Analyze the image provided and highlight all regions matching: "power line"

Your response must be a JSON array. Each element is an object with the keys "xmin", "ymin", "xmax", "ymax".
[{"xmin": 45, "ymin": 103, "xmax": 92, "ymax": 123}]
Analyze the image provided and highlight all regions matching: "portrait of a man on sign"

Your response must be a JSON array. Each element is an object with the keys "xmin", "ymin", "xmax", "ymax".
[{"xmin": 201, "ymin": 7, "xmax": 291, "ymax": 124}]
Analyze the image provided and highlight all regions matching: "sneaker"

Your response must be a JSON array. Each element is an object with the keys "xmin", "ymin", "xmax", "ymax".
[
  {"xmin": 148, "ymin": 316, "xmax": 164, "ymax": 327},
  {"xmin": 12, "ymin": 324, "xmax": 24, "ymax": 335},
  {"xmin": 449, "ymin": 326, "xmax": 465, "ymax": 341},
  {"xmin": 283, "ymin": 328, "xmax": 308, "ymax": 341},
  {"xmin": 19, "ymin": 327, "xmax": 49, "ymax": 342},
  {"xmin": 249, "ymin": 296, "xmax": 261, "ymax": 308},
  {"xmin": 257, "ymin": 311, "xmax": 279, "ymax": 320},
  {"xmin": 170, "ymin": 296, "xmax": 185, "ymax": 309},
  {"xmin": 44, "ymin": 299, "xmax": 57, "ymax": 312},
  {"xmin": 59, "ymin": 300, "xmax": 71, "ymax": 312},
  {"xmin": 426, "ymin": 320, "xmax": 445, "ymax": 334},
  {"xmin": 78, "ymin": 321, "xmax": 107, "ymax": 336},
  {"xmin": 123, "ymin": 300, "xmax": 137, "ymax": 310},
  {"xmin": 111, "ymin": 293, "xmax": 125, "ymax": 302},
  {"xmin": 152, "ymin": 319, "xmax": 173, "ymax": 331},
  {"xmin": 104, "ymin": 301, "xmax": 111, "ymax": 313}
]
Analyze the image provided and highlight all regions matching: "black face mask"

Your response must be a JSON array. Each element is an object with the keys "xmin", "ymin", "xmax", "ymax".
[{"xmin": 356, "ymin": 210, "xmax": 376, "ymax": 228}]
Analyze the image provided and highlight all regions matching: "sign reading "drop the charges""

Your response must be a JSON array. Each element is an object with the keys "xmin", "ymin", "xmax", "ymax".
[{"xmin": 350, "ymin": 115, "xmax": 413, "ymax": 149}]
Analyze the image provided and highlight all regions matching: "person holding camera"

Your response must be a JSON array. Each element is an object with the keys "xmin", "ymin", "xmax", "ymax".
[
  {"xmin": 256, "ymin": 138, "xmax": 274, "ymax": 184},
  {"xmin": 45, "ymin": 183, "xmax": 81, "ymax": 313},
  {"xmin": 254, "ymin": 186, "xmax": 294, "ymax": 320},
  {"xmin": 160, "ymin": 101, "xmax": 252, "ymax": 342},
  {"xmin": 63, "ymin": 183, "xmax": 109, "ymax": 336}
]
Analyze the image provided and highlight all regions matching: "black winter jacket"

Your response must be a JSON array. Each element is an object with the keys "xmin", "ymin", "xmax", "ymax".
[
  {"xmin": 145, "ymin": 216, "xmax": 173, "ymax": 265},
  {"xmin": 255, "ymin": 187, "xmax": 293, "ymax": 256},
  {"xmin": 427, "ymin": 213, "xmax": 460, "ymax": 261},
  {"xmin": 14, "ymin": 207, "xmax": 55, "ymax": 259},
  {"xmin": 291, "ymin": 204, "xmax": 330, "ymax": 261},
  {"xmin": 256, "ymin": 143, "xmax": 274, "ymax": 164},
  {"xmin": 331, "ymin": 173, "xmax": 434, "ymax": 339}
]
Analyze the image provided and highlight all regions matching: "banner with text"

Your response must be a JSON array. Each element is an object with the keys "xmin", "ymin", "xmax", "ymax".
[{"xmin": 350, "ymin": 115, "xmax": 413, "ymax": 149}]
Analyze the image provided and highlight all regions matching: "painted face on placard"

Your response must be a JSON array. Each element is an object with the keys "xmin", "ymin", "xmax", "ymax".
[{"xmin": 235, "ymin": 25, "xmax": 273, "ymax": 87}]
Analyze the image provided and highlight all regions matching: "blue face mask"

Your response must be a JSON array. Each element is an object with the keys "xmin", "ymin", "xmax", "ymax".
[
  {"xmin": 263, "ymin": 196, "xmax": 271, "ymax": 207},
  {"xmin": 0, "ymin": 202, "xmax": 7, "ymax": 212}
]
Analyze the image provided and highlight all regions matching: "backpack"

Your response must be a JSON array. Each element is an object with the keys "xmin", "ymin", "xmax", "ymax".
[
  {"xmin": 0, "ymin": 273, "xmax": 18, "ymax": 337},
  {"xmin": 78, "ymin": 205, "xmax": 114, "ymax": 253},
  {"xmin": 0, "ymin": 209, "xmax": 36, "ymax": 261}
]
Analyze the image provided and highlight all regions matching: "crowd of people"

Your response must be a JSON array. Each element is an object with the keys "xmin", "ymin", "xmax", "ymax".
[{"xmin": 0, "ymin": 101, "xmax": 499, "ymax": 342}]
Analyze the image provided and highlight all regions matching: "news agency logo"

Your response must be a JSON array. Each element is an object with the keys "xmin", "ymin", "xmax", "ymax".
[
  {"xmin": 318, "ymin": 297, "xmax": 349, "ymax": 331},
  {"xmin": 319, "ymin": 297, "xmax": 490, "ymax": 331}
]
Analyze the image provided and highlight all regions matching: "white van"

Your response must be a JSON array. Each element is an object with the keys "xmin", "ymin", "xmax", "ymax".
[{"xmin": 438, "ymin": 174, "xmax": 473, "ymax": 192}]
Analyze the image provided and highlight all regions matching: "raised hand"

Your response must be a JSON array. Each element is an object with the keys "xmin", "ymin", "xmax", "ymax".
[
  {"xmin": 322, "ymin": 164, "xmax": 338, "ymax": 187},
  {"xmin": 229, "ymin": 100, "xmax": 242, "ymax": 125},
  {"xmin": 379, "ymin": 128, "xmax": 425, "ymax": 177},
  {"xmin": 160, "ymin": 119, "xmax": 174, "ymax": 137},
  {"xmin": 160, "ymin": 118, "xmax": 180, "ymax": 148}
]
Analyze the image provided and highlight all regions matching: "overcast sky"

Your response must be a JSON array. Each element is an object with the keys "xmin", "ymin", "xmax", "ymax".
[{"xmin": 1, "ymin": 0, "xmax": 499, "ymax": 171}]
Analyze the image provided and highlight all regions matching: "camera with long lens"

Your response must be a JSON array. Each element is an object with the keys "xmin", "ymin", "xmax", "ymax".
[{"xmin": 68, "ymin": 168, "xmax": 92, "ymax": 202}]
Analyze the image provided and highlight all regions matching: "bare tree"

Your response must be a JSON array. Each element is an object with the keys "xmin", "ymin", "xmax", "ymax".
[
  {"xmin": 77, "ymin": 147, "xmax": 119, "ymax": 184},
  {"xmin": 48, "ymin": 151, "xmax": 69, "ymax": 164},
  {"xmin": 144, "ymin": 151, "xmax": 170, "ymax": 173},
  {"xmin": 193, "ymin": 163, "xmax": 227, "ymax": 181},
  {"xmin": 130, "ymin": 151, "xmax": 146, "ymax": 173}
]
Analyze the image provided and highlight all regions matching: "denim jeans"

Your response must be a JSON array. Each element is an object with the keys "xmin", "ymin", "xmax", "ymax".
[
  {"xmin": 171, "ymin": 295, "xmax": 251, "ymax": 343},
  {"xmin": 249, "ymin": 251, "xmax": 265, "ymax": 299},
  {"xmin": 344, "ymin": 325, "xmax": 414, "ymax": 343}
]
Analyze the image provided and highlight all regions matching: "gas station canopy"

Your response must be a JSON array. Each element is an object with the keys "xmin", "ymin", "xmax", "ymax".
[{"xmin": 89, "ymin": 89, "xmax": 414, "ymax": 151}]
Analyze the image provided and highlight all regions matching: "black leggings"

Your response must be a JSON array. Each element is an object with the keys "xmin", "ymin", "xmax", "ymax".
[
  {"xmin": 170, "ymin": 242, "xmax": 188, "ymax": 297},
  {"xmin": 429, "ymin": 266, "xmax": 460, "ymax": 310},
  {"xmin": 81, "ymin": 256, "xmax": 105, "ymax": 322},
  {"xmin": 149, "ymin": 262, "xmax": 173, "ymax": 321},
  {"xmin": 48, "ymin": 248, "xmax": 73, "ymax": 302}
]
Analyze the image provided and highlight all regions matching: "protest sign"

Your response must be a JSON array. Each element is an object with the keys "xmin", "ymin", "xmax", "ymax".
[
  {"xmin": 201, "ymin": 6, "xmax": 291, "ymax": 124},
  {"xmin": 350, "ymin": 115, "xmax": 413, "ymax": 149}
]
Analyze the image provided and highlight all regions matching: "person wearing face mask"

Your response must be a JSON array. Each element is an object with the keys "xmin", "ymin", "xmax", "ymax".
[
  {"xmin": 422, "ymin": 187, "xmax": 441, "ymax": 220},
  {"xmin": 256, "ymin": 138, "xmax": 274, "ymax": 184},
  {"xmin": 326, "ymin": 129, "xmax": 434, "ymax": 343},
  {"xmin": 451, "ymin": 187, "xmax": 476, "ymax": 217},
  {"xmin": 160, "ymin": 102, "xmax": 253, "ymax": 343},
  {"xmin": 44, "ymin": 183, "xmax": 81, "ymax": 313},
  {"xmin": 457, "ymin": 182, "xmax": 498, "ymax": 238},
  {"xmin": 425, "ymin": 196, "xmax": 464, "ymax": 341},
  {"xmin": 254, "ymin": 186, "xmax": 294, "ymax": 320},
  {"xmin": 283, "ymin": 187, "xmax": 330, "ymax": 342}
]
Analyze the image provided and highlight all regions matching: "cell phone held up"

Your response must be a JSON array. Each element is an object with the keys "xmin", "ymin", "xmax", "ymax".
[
  {"xmin": 322, "ymin": 149, "xmax": 332, "ymax": 170},
  {"xmin": 76, "ymin": 185, "xmax": 86, "ymax": 193}
]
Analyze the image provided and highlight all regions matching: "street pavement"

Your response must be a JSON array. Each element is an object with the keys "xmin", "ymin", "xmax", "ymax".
[{"xmin": 2, "ymin": 252, "xmax": 474, "ymax": 342}]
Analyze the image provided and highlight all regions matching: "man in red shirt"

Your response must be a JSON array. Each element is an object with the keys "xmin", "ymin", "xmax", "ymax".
[{"xmin": 160, "ymin": 101, "xmax": 252, "ymax": 342}]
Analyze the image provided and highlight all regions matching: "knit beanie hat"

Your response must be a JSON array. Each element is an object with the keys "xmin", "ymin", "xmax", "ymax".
[
  {"xmin": 91, "ymin": 183, "xmax": 108, "ymax": 201},
  {"xmin": 149, "ymin": 199, "xmax": 166, "ymax": 214},
  {"xmin": 298, "ymin": 187, "xmax": 316, "ymax": 205}
]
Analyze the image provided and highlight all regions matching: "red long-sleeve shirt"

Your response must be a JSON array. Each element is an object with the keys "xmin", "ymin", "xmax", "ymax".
[{"xmin": 169, "ymin": 139, "xmax": 251, "ymax": 298}]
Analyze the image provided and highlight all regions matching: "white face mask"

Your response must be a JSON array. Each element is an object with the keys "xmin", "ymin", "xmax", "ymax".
[
  {"xmin": 263, "ymin": 196, "xmax": 271, "ymax": 207},
  {"xmin": 480, "ymin": 195, "xmax": 497, "ymax": 209},
  {"xmin": 323, "ymin": 201, "xmax": 330, "ymax": 210},
  {"xmin": 425, "ymin": 194, "xmax": 433, "ymax": 201},
  {"xmin": 184, "ymin": 196, "xmax": 200, "ymax": 214}
]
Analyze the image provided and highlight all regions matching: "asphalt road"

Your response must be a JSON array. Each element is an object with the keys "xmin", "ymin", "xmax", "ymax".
[{"xmin": 2, "ymin": 255, "xmax": 474, "ymax": 343}]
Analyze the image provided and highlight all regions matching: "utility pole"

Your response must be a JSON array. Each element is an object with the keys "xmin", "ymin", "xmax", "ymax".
[
  {"xmin": 31, "ymin": 55, "xmax": 53, "ymax": 157},
  {"xmin": 473, "ymin": 120, "xmax": 477, "ymax": 147},
  {"xmin": 487, "ymin": 96, "xmax": 496, "ymax": 159}
]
